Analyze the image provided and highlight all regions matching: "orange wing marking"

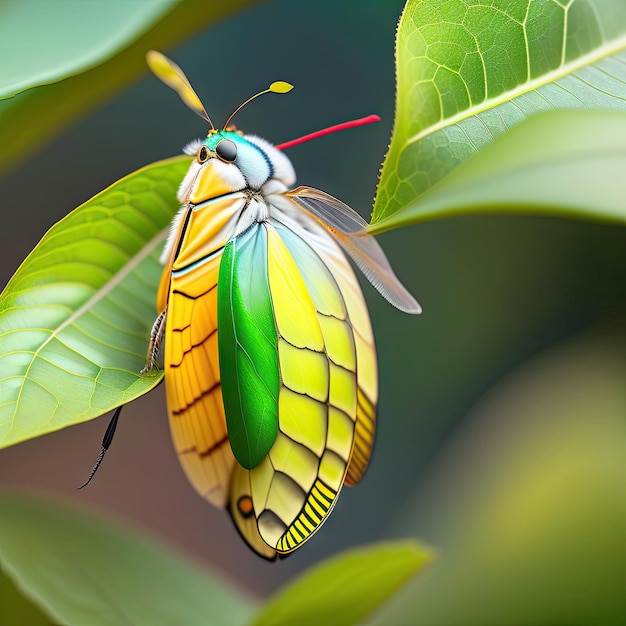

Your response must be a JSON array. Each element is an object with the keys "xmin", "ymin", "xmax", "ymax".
[{"xmin": 164, "ymin": 254, "xmax": 235, "ymax": 507}]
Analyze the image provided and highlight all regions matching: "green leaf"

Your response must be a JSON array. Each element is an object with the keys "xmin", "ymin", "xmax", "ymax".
[
  {"xmin": 251, "ymin": 541, "xmax": 432, "ymax": 626},
  {"xmin": 369, "ymin": 109, "xmax": 626, "ymax": 233},
  {"xmin": 0, "ymin": 491, "xmax": 257, "ymax": 626},
  {"xmin": 375, "ymin": 331, "xmax": 626, "ymax": 625},
  {"xmin": 0, "ymin": 568, "xmax": 53, "ymax": 626},
  {"xmin": 218, "ymin": 225, "xmax": 279, "ymax": 469},
  {"xmin": 372, "ymin": 0, "xmax": 626, "ymax": 226},
  {"xmin": 0, "ymin": 0, "xmax": 264, "ymax": 176},
  {"xmin": 0, "ymin": 156, "xmax": 192, "ymax": 450},
  {"xmin": 0, "ymin": 0, "xmax": 175, "ymax": 99}
]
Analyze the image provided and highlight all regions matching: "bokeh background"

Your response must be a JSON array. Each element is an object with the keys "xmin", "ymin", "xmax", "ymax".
[{"xmin": 1, "ymin": 0, "xmax": 624, "ymax": 622}]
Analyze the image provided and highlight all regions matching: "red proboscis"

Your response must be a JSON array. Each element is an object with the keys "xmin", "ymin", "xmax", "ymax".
[{"xmin": 275, "ymin": 114, "xmax": 380, "ymax": 150}]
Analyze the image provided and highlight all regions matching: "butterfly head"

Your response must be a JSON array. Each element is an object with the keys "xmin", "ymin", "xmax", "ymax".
[
  {"xmin": 146, "ymin": 51, "xmax": 296, "ymax": 203},
  {"xmin": 147, "ymin": 51, "xmax": 380, "ymax": 205},
  {"xmin": 178, "ymin": 129, "xmax": 295, "ymax": 204}
]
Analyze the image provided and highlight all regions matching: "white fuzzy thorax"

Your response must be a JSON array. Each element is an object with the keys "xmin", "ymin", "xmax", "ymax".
[{"xmin": 162, "ymin": 133, "xmax": 297, "ymax": 265}]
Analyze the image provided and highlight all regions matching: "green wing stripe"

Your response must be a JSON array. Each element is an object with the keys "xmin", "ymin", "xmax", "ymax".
[{"xmin": 218, "ymin": 224, "xmax": 279, "ymax": 469}]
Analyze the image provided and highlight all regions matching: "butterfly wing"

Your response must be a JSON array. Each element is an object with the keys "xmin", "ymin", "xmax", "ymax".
[
  {"xmin": 165, "ymin": 199, "xmax": 292, "ymax": 558},
  {"xmin": 229, "ymin": 463, "xmax": 278, "ymax": 560},
  {"xmin": 163, "ymin": 194, "xmax": 247, "ymax": 507},
  {"xmin": 226, "ymin": 216, "xmax": 376, "ymax": 554},
  {"xmin": 285, "ymin": 186, "xmax": 421, "ymax": 314},
  {"xmin": 271, "ymin": 211, "xmax": 378, "ymax": 487},
  {"xmin": 165, "ymin": 253, "xmax": 234, "ymax": 506}
]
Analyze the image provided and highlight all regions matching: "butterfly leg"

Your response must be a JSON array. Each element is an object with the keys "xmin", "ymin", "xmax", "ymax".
[{"xmin": 141, "ymin": 308, "xmax": 167, "ymax": 374}]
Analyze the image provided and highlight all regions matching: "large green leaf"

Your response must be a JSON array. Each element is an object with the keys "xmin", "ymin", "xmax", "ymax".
[
  {"xmin": 0, "ymin": 0, "xmax": 263, "ymax": 176},
  {"xmin": 0, "ymin": 0, "xmax": 174, "ymax": 99},
  {"xmin": 0, "ymin": 568, "xmax": 53, "ymax": 626},
  {"xmin": 252, "ymin": 541, "xmax": 432, "ymax": 626},
  {"xmin": 375, "ymin": 331, "xmax": 626, "ymax": 625},
  {"xmin": 372, "ymin": 0, "xmax": 626, "ymax": 226},
  {"xmin": 0, "ymin": 491, "xmax": 257, "ymax": 625},
  {"xmin": 0, "ymin": 156, "xmax": 191, "ymax": 450},
  {"xmin": 369, "ymin": 109, "xmax": 626, "ymax": 233}
]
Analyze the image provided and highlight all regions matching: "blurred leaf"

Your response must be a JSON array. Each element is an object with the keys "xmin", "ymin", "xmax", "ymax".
[
  {"xmin": 0, "ymin": 491, "xmax": 257, "ymax": 626},
  {"xmin": 374, "ymin": 330, "xmax": 626, "ymax": 625},
  {"xmin": 252, "ymin": 541, "xmax": 432, "ymax": 626},
  {"xmin": 0, "ymin": 0, "xmax": 263, "ymax": 175},
  {"xmin": 369, "ymin": 109, "xmax": 626, "ymax": 233},
  {"xmin": 0, "ymin": 0, "xmax": 175, "ymax": 99},
  {"xmin": 0, "ymin": 156, "xmax": 191, "ymax": 450},
  {"xmin": 0, "ymin": 568, "xmax": 53, "ymax": 626},
  {"xmin": 372, "ymin": 0, "xmax": 626, "ymax": 226}
]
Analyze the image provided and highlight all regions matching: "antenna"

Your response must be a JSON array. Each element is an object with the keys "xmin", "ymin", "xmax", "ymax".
[
  {"xmin": 275, "ymin": 114, "xmax": 381, "ymax": 150},
  {"xmin": 146, "ymin": 51, "xmax": 215, "ymax": 129},
  {"xmin": 223, "ymin": 81, "xmax": 293, "ymax": 129}
]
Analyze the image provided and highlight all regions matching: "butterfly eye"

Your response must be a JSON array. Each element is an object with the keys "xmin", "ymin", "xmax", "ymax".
[
  {"xmin": 197, "ymin": 145, "xmax": 209, "ymax": 163},
  {"xmin": 215, "ymin": 139, "xmax": 237, "ymax": 163}
]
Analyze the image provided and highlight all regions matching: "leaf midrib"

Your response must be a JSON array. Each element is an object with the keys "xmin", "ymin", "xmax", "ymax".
[{"xmin": 403, "ymin": 34, "xmax": 626, "ymax": 150}]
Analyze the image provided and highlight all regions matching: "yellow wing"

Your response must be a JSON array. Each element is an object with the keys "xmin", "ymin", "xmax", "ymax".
[
  {"xmin": 273, "ymin": 205, "xmax": 378, "ymax": 486},
  {"xmin": 229, "ymin": 219, "xmax": 377, "ymax": 555},
  {"xmin": 229, "ymin": 463, "xmax": 278, "ymax": 560},
  {"xmin": 309, "ymin": 221, "xmax": 377, "ymax": 486},
  {"xmin": 165, "ymin": 253, "xmax": 235, "ymax": 507},
  {"xmin": 163, "ymin": 194, "xmax": 248, "ymax": 507}
]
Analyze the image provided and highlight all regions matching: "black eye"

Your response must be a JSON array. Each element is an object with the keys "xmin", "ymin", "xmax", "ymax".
[
  {"xmin": 215, "ymin": 139, "xmax": 237, "ymax": 163},
  {"xmin": 197, "ymin": 145, "xmax": 209, "ymax": 163}
]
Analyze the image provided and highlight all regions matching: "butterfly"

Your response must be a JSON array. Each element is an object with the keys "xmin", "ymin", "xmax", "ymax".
[{"xmin": 142, "ymin": 51, "xmax": 420, "ymax": 559}]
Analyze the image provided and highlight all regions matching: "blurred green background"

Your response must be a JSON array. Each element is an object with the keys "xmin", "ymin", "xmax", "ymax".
[{"xmin": 0, "ymin": 0, "xmax": 624, "ymax": 621}]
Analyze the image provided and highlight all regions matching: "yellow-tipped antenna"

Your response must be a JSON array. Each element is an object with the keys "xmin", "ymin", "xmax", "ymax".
[
  {"xmin": 146, "ymin": 51, "xmax": 215, "ymax": 129},
  {"xmin": 223, "ymin": 81, "xmax": 293, "ymax": 129}
]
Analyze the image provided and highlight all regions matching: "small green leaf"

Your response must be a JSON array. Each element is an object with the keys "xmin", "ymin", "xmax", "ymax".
[
  {"xmin": 251, "ymin": 541, "xmax": 432, "ymax": 626},
  {"xmin": 0, "ymin": 0, "xmax": 175, "ymax": 100},
  {"xmin": 218, "ymin": 225, "xmax": 279, "ymax": 469},
  {"xmin": 0, "ymin": 491, "xmax": 257, "ymax": 626},
  {"xmin": 369, "ymin": 109, "xmax": 626, "ymax": 233},
  {"xmin": 373, "ymin": 0, "xmax": 626, "ymax": 226},
  {"xmin": 0, "ymin": 156, "xmax": 192, "ymax": 450}
]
